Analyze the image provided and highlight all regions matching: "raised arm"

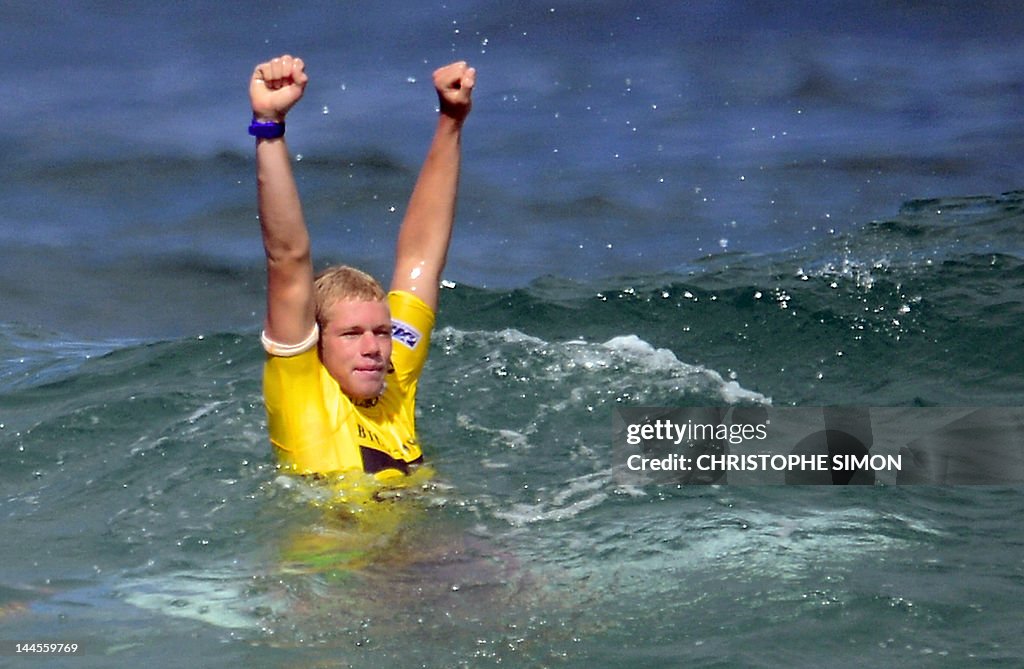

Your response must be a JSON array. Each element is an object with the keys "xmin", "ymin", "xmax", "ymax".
[
  {"xmin": 250, "ymin": 55, "xmax": 316, "ymax": 346},
  {"xmin": 390, "ymin": 61, "xmax": 476, "ymax": 311}
]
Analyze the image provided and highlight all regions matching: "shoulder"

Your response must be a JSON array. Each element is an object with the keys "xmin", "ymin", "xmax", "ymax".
[{"xmin": 388, "ymin": 291, "xmax": 435, "ymax": 352}]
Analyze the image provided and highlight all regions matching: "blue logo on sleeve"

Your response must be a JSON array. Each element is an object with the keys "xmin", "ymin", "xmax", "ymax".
[{"xmin": 391, "ymin": 319, "xmax": 422, "ymax": 349}]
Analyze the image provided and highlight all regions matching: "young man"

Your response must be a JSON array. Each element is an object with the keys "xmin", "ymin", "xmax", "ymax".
[{"xmin": 249, "ymin": 55, "xmax": 475, "ymax": 478}]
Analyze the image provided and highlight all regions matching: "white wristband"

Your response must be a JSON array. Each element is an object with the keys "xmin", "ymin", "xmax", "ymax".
[{"xmin": 261, "ymin": 324, "xmax": 319, "ymax": 357}]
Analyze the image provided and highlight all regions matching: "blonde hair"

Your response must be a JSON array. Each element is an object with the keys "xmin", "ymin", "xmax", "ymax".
[{"xmin": 313, "ymin": 265, "xmax": 386, "ymax": 326}]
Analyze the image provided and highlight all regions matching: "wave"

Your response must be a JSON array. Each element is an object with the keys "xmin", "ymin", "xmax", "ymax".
[{"xmin": 2, "ymin": 215, "xmax": 1022, "ymax": 662}]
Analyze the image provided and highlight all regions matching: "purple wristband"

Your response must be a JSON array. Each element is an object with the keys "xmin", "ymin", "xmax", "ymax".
[{"xmin": 248, "ymin": 117, "xmax": 285, "ymax": 139}]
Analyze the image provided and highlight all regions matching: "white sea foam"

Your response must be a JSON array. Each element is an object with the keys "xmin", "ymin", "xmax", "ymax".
[
  {"xmin": 436, "ymin": 327, "xmax": 770, "ymax": 405},
  {"xmin": 598, "ymin": 334, "xmax": 770, "ymax": 404},
  {"xmin": 119, "ymin": 567, "xmax": 271, "ymax": 630},
  {"xmin": 493, "ymin": 470, "xmax": 613, "ymax": 527}
]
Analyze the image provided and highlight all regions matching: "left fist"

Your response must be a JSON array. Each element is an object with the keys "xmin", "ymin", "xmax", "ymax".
[{"xmin": 433, "ymin": 61, "xmax": 475, "ymax": 122}]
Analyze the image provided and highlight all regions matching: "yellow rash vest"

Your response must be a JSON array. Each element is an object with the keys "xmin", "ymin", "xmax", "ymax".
[{"xmin": 262, "ymin": 290, "xmax": 434, "ymax": 477}]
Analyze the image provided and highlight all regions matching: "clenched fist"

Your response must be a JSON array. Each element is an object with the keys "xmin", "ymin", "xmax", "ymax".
[
  {"xmin": 433, "ymin": 61, "xmax": 475, "ymax": 123},
  {"xmin": 250, "ymin": 55, "xmax": 309, "ymax": 123}
]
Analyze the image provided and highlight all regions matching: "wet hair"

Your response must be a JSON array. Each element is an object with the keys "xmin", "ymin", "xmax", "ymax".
[{"xmin": 313, "ymin": 265, "xmax": 386, "ymax": 326}]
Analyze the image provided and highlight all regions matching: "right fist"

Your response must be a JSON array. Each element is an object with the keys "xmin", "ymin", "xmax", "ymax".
[{"xmin": 250, "ymin": 55, "xmax": 308, "ymax": 122}]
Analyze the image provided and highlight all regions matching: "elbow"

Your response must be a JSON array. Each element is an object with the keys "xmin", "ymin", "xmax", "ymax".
[{"xmin": 265, "ymin": 245, "xmax": 311, "ymax": 269}]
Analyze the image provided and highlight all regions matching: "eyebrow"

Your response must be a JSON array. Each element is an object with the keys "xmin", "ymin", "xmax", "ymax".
[{"xmin": 337, "ymin": 323, "xmax": 392, "ymax": 333}]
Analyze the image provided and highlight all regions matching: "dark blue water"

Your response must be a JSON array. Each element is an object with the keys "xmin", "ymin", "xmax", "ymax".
[{"xmin": 2, "ymin": 2, "xmax": 1024, "ymax": 667}]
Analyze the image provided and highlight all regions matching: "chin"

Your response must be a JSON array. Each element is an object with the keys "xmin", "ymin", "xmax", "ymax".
[{"xmin": 346, "ymin": 381, "xmax": 385, "ymax": 402}]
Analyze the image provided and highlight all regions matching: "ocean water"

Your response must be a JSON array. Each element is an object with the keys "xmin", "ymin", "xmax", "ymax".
[{"xmin": 2, "ymin": 1, "xmax": 1024, "ymax": 667}]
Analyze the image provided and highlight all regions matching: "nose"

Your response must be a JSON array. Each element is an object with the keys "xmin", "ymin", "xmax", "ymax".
[{"xmin": 359, "ymin": 331, "xmax": 381, "ymax": 356}]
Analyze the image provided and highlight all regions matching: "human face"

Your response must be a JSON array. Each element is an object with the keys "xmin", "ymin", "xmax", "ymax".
[{"xmin": 319, "ymin": 299, "xmax": 393, "ymax": 401}]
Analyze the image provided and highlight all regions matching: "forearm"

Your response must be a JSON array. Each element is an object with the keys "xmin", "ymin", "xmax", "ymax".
[{"xmin": 258, "ymin": 136, "xmax": 310, "ymax": 261}]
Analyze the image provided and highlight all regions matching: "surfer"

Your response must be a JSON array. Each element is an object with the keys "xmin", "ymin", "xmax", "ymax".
[{"xmin": 249, "ymin": 54, "xmax": 475, "ymax": 477}]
